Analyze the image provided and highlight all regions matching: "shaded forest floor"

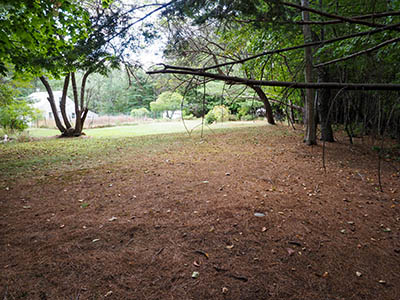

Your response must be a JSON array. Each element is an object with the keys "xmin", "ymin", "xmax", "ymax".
[{"xmin": 1, "ymin": 125, "xmax": 400, "ymax": 299}]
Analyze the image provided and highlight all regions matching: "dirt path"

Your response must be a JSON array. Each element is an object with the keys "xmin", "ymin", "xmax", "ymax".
[{"xmin": 1, "ymin": 126, "xmax": 399, "ymax": 299}]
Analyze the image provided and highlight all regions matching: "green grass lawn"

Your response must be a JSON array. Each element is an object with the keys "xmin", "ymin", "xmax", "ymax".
[
  {"xmin": 0, "ymin": 120, "xmax": 271, "ymax": 181},
  {"xmin": 27, "ymin": 120, "xmax": 265, "ymax": 138}
]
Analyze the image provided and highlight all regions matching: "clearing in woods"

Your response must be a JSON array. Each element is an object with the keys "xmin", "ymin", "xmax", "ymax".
[{"xmin": 1, "ymin": 124, "xmax": 399, "ymax": 299}]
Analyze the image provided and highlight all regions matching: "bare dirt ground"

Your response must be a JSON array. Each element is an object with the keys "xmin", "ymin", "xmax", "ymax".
[{"xmin": 1, "ymin": 125, "xmax": 400, "ymax": 300}]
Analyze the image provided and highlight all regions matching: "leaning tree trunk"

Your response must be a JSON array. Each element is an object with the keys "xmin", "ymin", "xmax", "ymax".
[
  {"xmin": 301, "ymin": 0, "xmax": 317, "ymax": 145},
  {"xmin": 250, "ymin": 85, "xmax": 275, "ymax": 125},
  {"xmin": 71, "ymin": 72, "xmax": 82, "ymax": 136},
  {"xmin": 60, "ymin": 74, "xmax": 73, "ymax": 133},
  {"xmin": 39, "ymin": 76, "xmax": 66, "ymax": 134}
]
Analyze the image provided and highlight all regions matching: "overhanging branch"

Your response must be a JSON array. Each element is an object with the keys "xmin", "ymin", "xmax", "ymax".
[
  {"xmin": 314, "ymin": 37, "xmax": 400, "ymax": 68},
  {"xmin": 147, "ymin": 67, "xmax": 400, "ymax": 91},
  {"xmin": 191, "ymin": 22, "xmax": 400, "ymax": 72}
]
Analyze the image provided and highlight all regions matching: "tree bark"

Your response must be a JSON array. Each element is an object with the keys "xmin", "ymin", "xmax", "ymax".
[
  {"xmin": 71, "ymin": 72, "xmax": 82, "ymax": 136},
  {"xmin": 250, "ymin": 85, "xmax": 275, "ymax": 125},
  {"xmin": 60, "ymin": 74, "xmax": 72, "ymax": 130},
  {"xmin": 302, "ymin": 0, "xmax": 317, "ymax": 145},
  {"xmin": 317, "ymin": 68, "xmax": 334, "ymax": 142},
  {"xmin": 39, "ymin": 76, "xmax": 66, "ymax": 134}
]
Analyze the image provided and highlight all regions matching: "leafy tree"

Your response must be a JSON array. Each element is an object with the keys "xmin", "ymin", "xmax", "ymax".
[
  {"xmin": 155, "ymin": 0, "xmax": 400, "ymax": 144},
  {"xmin": 2, "ymin": 0, "xmax": 167, "ymax": 136},
  {"xmin": 0, "ymin": 98, "xmax": 40, "ymax": 134},
  {"xmin": 150, "ymin": 91, "xmax": 184, "ymax": 118},
  {"xmin": 131, "ymin": 107, "xmax": 150, "ymax": 118},
  {"xmin": 205, "ymin": 105, "xmax": 231, "ymax": 124}
]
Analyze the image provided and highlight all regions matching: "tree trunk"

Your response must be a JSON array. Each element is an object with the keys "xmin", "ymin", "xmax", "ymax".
[
  {"xmin": 317, "ymin": 68, "xmax": 334, "ymax": 142},
  {"xmin": 302, "ymin": 0, "xmax": 317, "ymax": 145},
  {"xmin": 60, "ymin": 74, "xmax": 72, "ymax": 130},
  {"xmin": 71, "ymin": 72, "xmax": 82, "ymax": 136},
  {"xmin": 251, "ymin": 86, "xmax": 275, "ymax": 125},
  {"xmin": 39, "ymin": 76, "xmax": 66, "ymax": 134}
]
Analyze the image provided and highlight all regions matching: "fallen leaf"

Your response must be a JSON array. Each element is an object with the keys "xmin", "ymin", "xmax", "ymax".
[
  {"xmin": 286, "ymin": 248, "xmax": 295, "ymax": 256},
  {"xmin": 254, "ymin": 212, "xmax": 265, "ymax": 217},
  {"xmin": 104, "ymin": 291, "xmax": 113, "ymax": 297}
]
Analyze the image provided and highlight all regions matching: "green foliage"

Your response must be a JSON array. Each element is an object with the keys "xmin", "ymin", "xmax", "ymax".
[
  {"xmin": 237, "ymin": 99, "xmax": 264, "ymax": 120},
  {"xmin": 0, "ymin": 82, "xmax": 17, "ymax": 106},
  {"xmin": 205, "ymin": 105, "xmax": 231, "ymax": 124},
  {"xmin": 150, "ymin": 91, "xmax": 184, "ymax": 113},
  {"xmin": 131, "ymin": 107, "xmax": 150, "ymax": 118},
  {"xmin": 0, "ymin": 0, "xmax": 91, "ymax": 76},
  {"xmin": 0, "ymin": 99, "xmax": 40, "ymax": 134}
]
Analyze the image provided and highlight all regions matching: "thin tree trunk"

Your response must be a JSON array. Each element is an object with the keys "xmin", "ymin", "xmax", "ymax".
[
  {"xmin": 77, "ymin": 70, "xmax": 92, "ymax": 133},
  {"xmin": 39, "ymin": 76, "xmax": 66, "ymax": 134},
  {"xmin": 250, "ymin": 86, "xmax": 275, "ymax": 125},
  {"xmin": 302, "ymin": 0, "xmax": 317, "ymax": 145},
  {"xmin": 60, "ymin": 74, "xmax": 72, "ymax": 130},
  {"xmin": 71, "ymin": 72, "xmax": 82, "ymax": 136},
  {"xmin": 317, "ymin": 67, "xmax": 334, "ymax": 142}
]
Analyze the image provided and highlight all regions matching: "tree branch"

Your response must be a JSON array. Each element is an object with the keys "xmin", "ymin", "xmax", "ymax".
[
  {"xmin": 314, "ymin": 37, "xmax": 400, "ymax": 68},
  {"xmin": 281, "ymin": 1, "xmax": 400, "ymax": 31},
  {"xmin": 180, "ymin": 22, "xmax": 400, "ymax": 72},
  {"xmin": 236, "ymin": 10, "xmax": 400, "ymax": 26},
  {"xmin": 148, "ymin": 67, "xmax": 400, "ymax": 91}
]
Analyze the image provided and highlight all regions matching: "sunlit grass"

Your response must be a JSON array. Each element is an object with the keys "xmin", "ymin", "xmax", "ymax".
[
  {"xmin": 26, "ymin": 120, "xmax": 266, "ymax": 138},
  {"xmin": 0, "ymin": 121, "xmax": 271, "ymax": 181}
]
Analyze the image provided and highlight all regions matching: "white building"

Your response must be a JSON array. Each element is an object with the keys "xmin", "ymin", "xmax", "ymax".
[
  {"xmin": 28, "ymin": 91, "xmax": 98, "ymax": 121},
  {"xmin": 162, "ymin": 110, "xmax": 182, "ymax": 120}
]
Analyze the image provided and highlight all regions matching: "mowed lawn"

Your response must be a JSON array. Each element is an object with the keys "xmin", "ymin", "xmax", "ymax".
[
  {"xmin": 27, "ymin": 120, "xmax": 266, "ymax": 138},
  {"xmin": 0, "ymin": 120, "xmax": 271, "ymax": 179}
]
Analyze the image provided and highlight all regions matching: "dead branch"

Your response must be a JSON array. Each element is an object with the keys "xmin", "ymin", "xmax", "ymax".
[
  {"xmin": 148, "ymin": 67, "xmax": 400, "ymax": 91},
  {"xmin": 162, "ymin": 22, "xmax": 400, "ymax": 72},
  {"xmin": 314, "ymin": 37, "xmax": 400, "ymax": 68},
  {"xmin": 281, "ymin": 1, "xmax": 400, "ymax": 31}
]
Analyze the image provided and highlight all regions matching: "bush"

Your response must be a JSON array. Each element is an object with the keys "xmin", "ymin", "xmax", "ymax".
[
  {"xmin": 183, "ymin": 113, "xmax": 196, "ymax": 120},
  {"xmin": 205, "ymin": 105, "xmax": 231, "ymax": 124},
  {"xmin": 240, "ymin": 114, "xmax": 256, "ymax": 121},
  {"xmin": 131, "ymin": 107, "xmax": 150, "ymax": 118},
  {"xmin": 0, "ymin": 99, "xmax": 40, "ymax": 134},
  {"xmin": 205, "ymin": 111, "xmax": 216, "ymax": 124}
]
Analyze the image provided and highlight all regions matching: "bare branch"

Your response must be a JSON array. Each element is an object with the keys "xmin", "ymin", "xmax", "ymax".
[
  {"xmin": 281, "ymin": 1, "xmax": 400, "ymax": 31},
  {"xmin": 177, "ymin": 22, "xmax": 400, "ymax": 72},
  {"xmin": 236, "ymin": 10, "xmax": 400, "ymax": 26},
  {"xmin": 148, "ymin": 66, "xmax": 400, "ymax": 91},
  {"xmin": 314, "ymin": 37, "xmax": 400, "ymax": 68}
]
